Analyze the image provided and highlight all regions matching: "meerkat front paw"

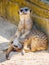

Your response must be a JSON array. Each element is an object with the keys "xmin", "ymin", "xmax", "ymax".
[
  {"xmin": 21, "ymin": 49, "xmax": 25, "ymax": 55},
  {"xmin": 24, "ymin": 46, "xmax": 30, "ymax": 51},
  {"xmin": 20, "ymin": 35, "xmax": 26, "ymax": 39}
]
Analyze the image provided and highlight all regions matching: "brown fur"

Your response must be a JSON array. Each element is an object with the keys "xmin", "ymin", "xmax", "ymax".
[{"xmin": 22, "ymin": 30, "xmax": 48, "ymax": 52}]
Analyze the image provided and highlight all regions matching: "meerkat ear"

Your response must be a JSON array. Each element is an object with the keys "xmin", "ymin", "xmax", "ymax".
[
  {"xmin": 18, "ymin": 11, "xmax": 19, "ymax": 14},
  {"xmin": 30, "ymin": 9, "xmax": 31, "ymax": 13}
]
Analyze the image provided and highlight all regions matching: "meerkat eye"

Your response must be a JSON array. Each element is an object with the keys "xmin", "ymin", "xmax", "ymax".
[
  {"xmin": 20, "ymin": 9, "xmax": 23, "ymax": 12},
  {"xmin": 25, "ymin": 9, "xmax": 28, "ymax": 11}
]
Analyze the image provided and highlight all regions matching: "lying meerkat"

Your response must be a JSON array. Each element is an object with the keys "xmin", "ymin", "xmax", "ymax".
[{"xmin": 22, "ymin": 30, "xmax": 48, "ymax": 52}]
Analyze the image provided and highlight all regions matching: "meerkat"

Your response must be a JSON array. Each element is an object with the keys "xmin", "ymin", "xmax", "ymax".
[
  {"xmin": 6, "ymin": 7, "xmax": 32, "ymax": 59},
  {"xmin": 10, "ymin": 7, "xmax": 33, "ymax": 41},
  {"xmin": 17, "ymin": 7, "xmax": 33, "ymax": 38},
  {"xmin": 9, "ymin": 7, "xmax": 33, "ymax": 45},
  {"xmin": 22, "ymin": 30, "xmax": 48, "ymax": 53}
]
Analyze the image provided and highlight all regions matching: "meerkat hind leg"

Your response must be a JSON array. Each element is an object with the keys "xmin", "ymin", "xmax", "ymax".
[
  {"xmin": 31, "ymin": 47, "xmax": 37, "ymax": 52},
  {"xmin": 6, "ymin": 45, "xmax": 14, "ymax": 60},
  {"xmin": 23, "ymin": 39, "xmax": 31, "ymax": 52},
  {"xmin": 23, "ymin": 42, "xmax": 30, "ymax": 51}
]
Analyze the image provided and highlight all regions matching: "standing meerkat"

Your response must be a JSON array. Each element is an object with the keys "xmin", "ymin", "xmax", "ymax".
[
  {"xmin": 10, "ymin": 7, "xmax": 33, "ymax": 43},
  {"xmin": 6, "ymin": 7, "xmax": 33, "ymax": 59},
  {"xmin": 17, "ymin": 7, "xmax": 33, "ymax": 38}
]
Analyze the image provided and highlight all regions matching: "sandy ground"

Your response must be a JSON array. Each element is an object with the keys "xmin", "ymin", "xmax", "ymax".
[{"xmin": 0, "ymin": 17, "xmax": 49, "ymax": 65}]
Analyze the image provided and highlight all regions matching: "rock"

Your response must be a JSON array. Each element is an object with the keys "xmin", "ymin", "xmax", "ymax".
[
  {"xmin": 0, "ymin": 42, "xmax": 9, "ymax": 51},
  {"xmin": 0, "ymin": 50, "xmax": 6, "ymax": 63}
]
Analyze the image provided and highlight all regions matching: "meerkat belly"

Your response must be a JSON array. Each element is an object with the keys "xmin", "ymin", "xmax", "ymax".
[{"xmin": 25, "ymin": 20, "xmax": 33, "ymax": 30}]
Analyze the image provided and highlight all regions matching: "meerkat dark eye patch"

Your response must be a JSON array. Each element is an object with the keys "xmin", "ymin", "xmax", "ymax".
[
  {"xmin": 25, "ymin": 9, "xmax": 28, "ymax": 11},
  {"xmin": 20, "ymin": 9, "xmax": 23, "ymax": 12}
]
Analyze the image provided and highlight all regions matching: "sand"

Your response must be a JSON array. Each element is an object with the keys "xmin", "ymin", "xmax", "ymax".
[{"xmin": 0, "ymin": 17, "xmax": 49, "ymax": 65}]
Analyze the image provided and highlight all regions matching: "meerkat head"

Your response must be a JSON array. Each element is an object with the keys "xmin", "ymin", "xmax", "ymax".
[{"xmin": 18, "ymin": 7, "xmax": 31, "ymax": 20}]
